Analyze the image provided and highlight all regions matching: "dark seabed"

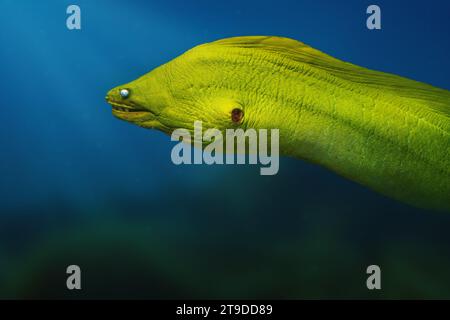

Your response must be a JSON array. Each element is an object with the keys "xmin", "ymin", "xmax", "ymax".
[{"xmin": 0, "ymin": 0, "xmax": 449, "ymax": 298}]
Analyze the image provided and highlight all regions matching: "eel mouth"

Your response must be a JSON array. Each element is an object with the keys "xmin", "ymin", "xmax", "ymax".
[
  {"xmin": 105, "ymin": 97, "xmax": 156, "ymax": 124},
  {"xmin": 105, "ymin": 94, "xmax": 172, "ymax": 133},
  {"xmin": 106, "ymin": 99, "xmax": 148, "ymax": 113}
]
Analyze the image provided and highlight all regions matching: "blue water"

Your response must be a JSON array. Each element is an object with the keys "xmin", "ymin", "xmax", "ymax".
[{"xmin": 0, "ymin": 0, "xmax": 449, "ymax": 298}]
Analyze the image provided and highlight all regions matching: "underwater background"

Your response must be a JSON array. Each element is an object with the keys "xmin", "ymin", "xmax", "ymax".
[{"xmin": 0, "ymin": 0, "xmax": 449, "ymax": 299}]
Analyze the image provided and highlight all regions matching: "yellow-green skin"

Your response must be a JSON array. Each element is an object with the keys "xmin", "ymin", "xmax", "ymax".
[{"xmin": 106, "ymin": 36, "xmax": 450, "ymax": 212}]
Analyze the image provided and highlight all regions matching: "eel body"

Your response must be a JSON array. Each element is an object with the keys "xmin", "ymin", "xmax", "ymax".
[{"xmin": 106, "ymin": 36, "xmax": 450, "ymax": 211}]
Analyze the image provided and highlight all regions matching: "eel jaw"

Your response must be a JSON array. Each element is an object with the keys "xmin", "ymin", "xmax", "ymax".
[
  {"xmin": 106, "ymin": 98, "xmax": 171, "ymax": 133},
  {"xmin": 106, "ymin": 97, "xmax": 153, "ymax": 121}
]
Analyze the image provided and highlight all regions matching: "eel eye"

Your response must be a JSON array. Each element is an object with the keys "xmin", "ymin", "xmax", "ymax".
[
  {"xmin": 231, "ymin": 108, "xmax": 244, "ymax": 123},
  {"xmin": 120, "ymin": 89, "xmax": 130, "ymax": 99}
]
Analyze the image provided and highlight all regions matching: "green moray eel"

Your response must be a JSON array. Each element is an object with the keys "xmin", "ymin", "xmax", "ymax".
[{"xmin": 106, "ymin": 36, "xmax": 450, "ymax": 211}]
